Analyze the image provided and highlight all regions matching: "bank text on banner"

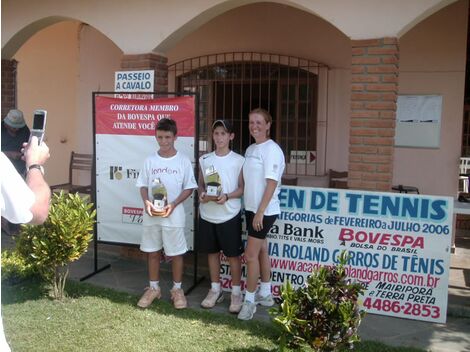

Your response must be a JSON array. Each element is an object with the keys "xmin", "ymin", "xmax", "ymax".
[{"xmin": 220, "ymin": 187, "xmax": 452, "ymax": 323}]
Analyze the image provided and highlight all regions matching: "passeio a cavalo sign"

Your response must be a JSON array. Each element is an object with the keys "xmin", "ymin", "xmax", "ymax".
[{"xmin": 114, "ymin": 70, "xmax": 155, "ymax": 99}]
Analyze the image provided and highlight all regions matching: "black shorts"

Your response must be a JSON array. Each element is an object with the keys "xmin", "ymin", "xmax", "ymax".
[
  {"xmin": 197, "ymin": 212, "xmax": 243, "ymax": 257},
  {"xmin": 245, "ymin": 211, "xmax": 278, "ymax": 239}
]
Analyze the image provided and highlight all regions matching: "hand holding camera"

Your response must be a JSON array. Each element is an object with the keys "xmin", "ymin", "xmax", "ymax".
[
  {"xmin": 22, "ymin": 137, "xmax": 50, "ymax": 169},
  {"xmin": 21, "ymin": 109, "xmax": 50, "ymax": 169},
  {"xmin": 29, "ymin": 110, "xmax": 47, "ymax": 145}
]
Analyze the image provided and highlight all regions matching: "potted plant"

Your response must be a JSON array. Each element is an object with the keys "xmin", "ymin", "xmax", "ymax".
[
  {"xmin": 270, "ymin": 251, "xmax": 366, "ymax": 351},
  {"xmin": 16, "ymin": 192, "xmax": 95, "ymax": 300}
]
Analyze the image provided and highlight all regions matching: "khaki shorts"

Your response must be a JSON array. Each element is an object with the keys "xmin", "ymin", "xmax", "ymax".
[{"xmin": 140, "ymin": 225, "xmax": 187, "ymax": 256}]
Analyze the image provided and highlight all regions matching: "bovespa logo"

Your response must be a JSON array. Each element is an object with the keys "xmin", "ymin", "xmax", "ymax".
[
  {"xmin": 122, "ymin": 206, "xmax": 143, "ymax": 224},
  {"xmin": 110, "ymin": 166, "xmax": 123, "ymax": 180}
]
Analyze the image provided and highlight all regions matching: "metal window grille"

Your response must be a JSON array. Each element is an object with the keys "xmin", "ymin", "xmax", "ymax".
[{"xmin": 168, "ymin": 52, "xmax": 329, "ymax": 176}]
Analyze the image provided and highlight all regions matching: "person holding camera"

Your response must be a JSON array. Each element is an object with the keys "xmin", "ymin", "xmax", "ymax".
[
  {"xmin": 1, "ymin": 135, "xmax": 51, "ymax": 352},
  {"xmin": 1, "ymin": 135, "xmax": 51, "ymax": 226}
]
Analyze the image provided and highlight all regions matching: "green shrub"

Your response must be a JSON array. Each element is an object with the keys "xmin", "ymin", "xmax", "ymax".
[
  {"xmin": 16, "ymin": 192, "xmax": 95, "ymax": 299},
  {"xmin": 1, "ymin": 249, "xmax": 38, "ymax": 284},
  {"xmin": 270, "ymin": 251, "xmax": 366, "ymax": 351}
]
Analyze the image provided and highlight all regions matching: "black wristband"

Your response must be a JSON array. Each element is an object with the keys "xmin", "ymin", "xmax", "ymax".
[
  {"xmin": 28, "ymin": 164, "xmax": 44, "ymax": 175},
  {"xmin": 225, "ymin": 193, "xmax": 229, "ymax": 201}
]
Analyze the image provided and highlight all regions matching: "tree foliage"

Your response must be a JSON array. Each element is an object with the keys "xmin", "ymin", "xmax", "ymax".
[
  {"xmin": 17, "ymin": 192, "xmax": 95, "ymax": 299},
  {"xmin": 1, "ymin": 249, "xmax": 38, "ymax": 284}
]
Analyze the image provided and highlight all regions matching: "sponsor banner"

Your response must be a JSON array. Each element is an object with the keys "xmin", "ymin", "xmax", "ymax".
[
  {"xmin": 95, "ymin": 96, "xmax": 196, "ymax": 248},
  {"xmin": 95, "ymin": 96, "xmax": 195, "ymax": 136},
  {"xmin": 221, "ymin": 187, "xmax": 452, "ymax": 323}
]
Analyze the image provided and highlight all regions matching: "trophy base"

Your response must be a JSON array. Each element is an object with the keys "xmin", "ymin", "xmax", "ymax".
[
  {"xmin": 150, "ymin": 208, "xmax": 166, "ymax": 216},
  {"xmin": 204, "ymin": 195, "xmax": 220, "ymax": 202}
]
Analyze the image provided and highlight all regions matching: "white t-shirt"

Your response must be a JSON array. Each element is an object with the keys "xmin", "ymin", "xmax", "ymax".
[
  {"xmin": 0, "ymin": 152, "xmax": 35, "ymax": 224},
  {"xmin": 243, "ymin": 139, "xmax": 285, "ymax": 216},
  {"xmin": 199, "ymin": 151, "xmax": 245, "ymax": 224},
  {"xmin": 136, "ymin": 151, "xmax": 197, "ymax": 227}
]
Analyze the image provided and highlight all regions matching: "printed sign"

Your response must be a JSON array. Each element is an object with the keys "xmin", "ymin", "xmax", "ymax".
[
  {"xmin": 221, "ymin": 187, "xmax": 452, "ymax": 323},
  {"xmin": 114, "ymin": 70, "xmax": 154, "ymax": 99},
  {"xmin": 95, "ymin": 96, "xmax": 196, "ymax": 247},
  {"xmin": 290, "ymin": 150, "xmax": 316, "ymax": 164},
  {"xmin": 95, "ymin": 96, "xmax": 194, "ymax": 136}
]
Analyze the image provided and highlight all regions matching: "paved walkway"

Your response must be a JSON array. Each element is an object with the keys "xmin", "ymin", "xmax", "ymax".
[{"xmin": 2, "ymin": 231, "xmax": 470, "ymax": 351}]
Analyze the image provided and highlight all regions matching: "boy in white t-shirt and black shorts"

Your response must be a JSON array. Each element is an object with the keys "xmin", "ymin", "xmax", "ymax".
[
  {"xmin": 198, "ymin": 119, "xmax": 245, "ymax": 313},
  {"xmin": 136, "ymin": 118, "xmax": 197, "ymax": 310}
]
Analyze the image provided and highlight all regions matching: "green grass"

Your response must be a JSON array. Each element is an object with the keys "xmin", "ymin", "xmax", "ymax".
[{"xmin": 1, "ymin": 279, "xmax": 424, "ymax": 352}]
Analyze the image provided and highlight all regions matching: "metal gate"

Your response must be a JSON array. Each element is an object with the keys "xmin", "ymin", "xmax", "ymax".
[{"xmin": 168, "ymin": 52, "xmax": 329, "ymax": 176}]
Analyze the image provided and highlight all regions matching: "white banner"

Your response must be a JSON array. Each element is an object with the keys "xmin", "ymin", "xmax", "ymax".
[
  {"xmin": 95, "ymin": 96, "xmax": 196, "ymax": 248},
  {"xmin": 221, "ymin": 187, "xmax": 452, "ymax": 323}
]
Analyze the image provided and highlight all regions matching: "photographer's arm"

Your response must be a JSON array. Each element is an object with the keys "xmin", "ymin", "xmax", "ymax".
[
  {"xmin": 26, "ymin": 168, "xmax": 51, "ymax": 224},
  {"xmin": 22, "ymin": 136, "xmax": 51, "ymax": 225}
]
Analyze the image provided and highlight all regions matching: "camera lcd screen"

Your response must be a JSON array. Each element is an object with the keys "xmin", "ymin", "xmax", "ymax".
[{"xmin": 33, "ymin": 113, "xmax": 45, "ymax": 129}]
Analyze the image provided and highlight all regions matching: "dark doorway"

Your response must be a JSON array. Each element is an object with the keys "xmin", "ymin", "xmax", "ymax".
[
  {"xmin": 215, "ymin": 82, "xmax": 277, "ymax": 153},
  {"xmin": 170, "ymin": 53, "xmax": 326, "ymax": 176}
]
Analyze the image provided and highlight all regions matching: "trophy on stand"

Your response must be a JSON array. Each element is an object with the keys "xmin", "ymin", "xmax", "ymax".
[
  {"xmin": 151, "ymin": 178, "xmax": 167, "ymax": 216},
  {"xmin": 204, "ymin": 165, "xmax": 222, "ymax": 201}
]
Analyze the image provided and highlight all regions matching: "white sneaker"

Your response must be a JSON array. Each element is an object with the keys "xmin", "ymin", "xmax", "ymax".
[
  {"xmin": 170, "ymin": 288, "xmax": 187, "ymax": 309},
  {"xmin": 137, "ymin": 287, "xmax": 161, "ymax": 308},
  {"xmin": 201, "ymin": 289, "xmax": 224, "ymax": 308},
  {"xmin": 237, "ymin": 301, "xmax": 257, "ymax": 320},
  {"xmin": 229, "ymin": 293, "xmax": 243, "ymax": 313},
  {"xmin": 255, "ymin": 293, "xmax": 274, "ymax": 306}
]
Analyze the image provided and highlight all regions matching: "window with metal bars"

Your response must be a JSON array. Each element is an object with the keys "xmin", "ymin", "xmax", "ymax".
[{"xmin": 168, "ymin": 52, "xmax": 328, "ymax": 176}]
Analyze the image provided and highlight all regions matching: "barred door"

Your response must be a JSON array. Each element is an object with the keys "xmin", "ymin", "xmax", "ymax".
[{"xmin": 169, "ymin": 53, "xmax": 328, "ymax": 176}]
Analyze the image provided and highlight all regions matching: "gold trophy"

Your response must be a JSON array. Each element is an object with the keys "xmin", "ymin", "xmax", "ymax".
[
  {"xmin": 151, "ymin": 178, "xmax": 167, "ymax": 216},
  {"xmin": 205, "ymin": 165, "xmax": 222, "ymax": 201}
]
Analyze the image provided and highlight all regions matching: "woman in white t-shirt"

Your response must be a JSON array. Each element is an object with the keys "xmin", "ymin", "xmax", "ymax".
[{"xmin": 238, "ymin": 108, "xmax": 285, "ymax": 321}]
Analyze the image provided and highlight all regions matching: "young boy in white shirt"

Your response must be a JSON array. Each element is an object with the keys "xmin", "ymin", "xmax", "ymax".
[
  {"xmin": 198, "ymin": 119, "xmax": 245, "ymax": 313},
  {"xmin": 136, "ymin": 118, "xmax": 197, "ymax": 309}
]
